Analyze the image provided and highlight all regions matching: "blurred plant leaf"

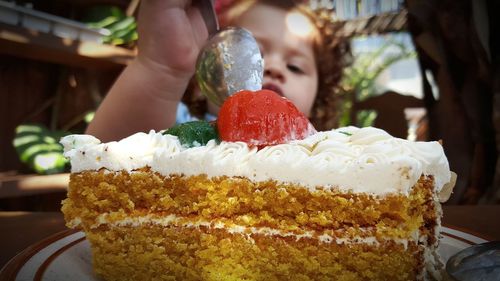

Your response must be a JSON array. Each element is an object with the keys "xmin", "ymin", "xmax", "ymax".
[
  {"xmin": 107, "ymin": 16, "xmax": 135, "ymax": 32},
  {"xmin": 13, "ymin": 124, "xmax": 70, "ymax": 174},
  {"xmin": 83, "ymin": 5, "xmax": 137, "ymax": 46},
  {"xmin": 357, "ymin": 110, "xmax": 378, "ymax": 127},
  {"xmin": 84, "ymin": 111, "xmax": 95, "ymax": 124},
  {"xmin": 338, "ymin": 35, "xmax": 416, "ymax": 127},
  {"xmin": 83, "ymin": 6, "xmax": 123, "ymax": 23}
]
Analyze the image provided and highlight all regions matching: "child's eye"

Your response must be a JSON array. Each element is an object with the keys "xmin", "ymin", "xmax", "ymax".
[{"xmin": 287, "ymin": 64, "xmax": 303, "ymax": 74}]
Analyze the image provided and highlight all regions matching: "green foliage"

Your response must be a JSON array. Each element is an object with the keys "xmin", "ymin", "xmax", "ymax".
[
  {"xmin": 356, "ymin": 110, "xmax": 378, "ymax": 128},
  {"xmin": 84, "ymin": 111, "xmax": 95, "ymax": 124},
  {"xmin": 13, "ymin": 124, "xmax": 71, "ymax": 175},
  {"xmin": 337, "ymin": 131, "xmax": 353, "ymax": 136},
  {"xmin": 164, "ymin": 121, "xmax": 220, "ymax": 148},
  {"xmin": 84, "ymin": 6, "xmax": 138, "ymax": 46},
  {"xmin": 338, "ymin": 35, "xmax": 416, "ymax": 127}
]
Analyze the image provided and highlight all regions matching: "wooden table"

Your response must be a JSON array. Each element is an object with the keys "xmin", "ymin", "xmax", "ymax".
[{"xmin": 1, "ymin": 205, "xmax": 499, "ymax": 270}]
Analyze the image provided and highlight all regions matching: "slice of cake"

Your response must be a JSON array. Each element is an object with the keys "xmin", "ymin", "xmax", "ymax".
[{"xmin": 61, "ymin": 91, "xmax": 453, "ymax": 281}]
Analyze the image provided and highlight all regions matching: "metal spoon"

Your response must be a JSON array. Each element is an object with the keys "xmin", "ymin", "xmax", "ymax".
[
  {"xmin": 194, "ymin": 0, "xmax": 263, "ymax": 106},
  {"xmin": 446, "ymin": 241, "xmax": 500, "ymax": 281}
]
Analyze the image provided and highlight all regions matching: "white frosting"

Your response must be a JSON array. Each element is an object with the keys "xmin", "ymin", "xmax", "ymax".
[{"xmin": 61, "ymin": 127, "xmax": 451, "ymax": 195}]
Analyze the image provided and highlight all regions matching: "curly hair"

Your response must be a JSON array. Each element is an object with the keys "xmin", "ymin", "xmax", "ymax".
[
  {"xmin": 307, "ymin": 7, "xmax": 352, "ymax": 130},
  {"xmin": 185, "ymin": 0, "xmax": 352, "ymax": 130}
]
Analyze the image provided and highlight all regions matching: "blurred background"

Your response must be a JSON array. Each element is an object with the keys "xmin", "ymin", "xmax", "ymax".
[{"xmin": 0, "ymin": 0, "xmax": 498, "ymax": 210}]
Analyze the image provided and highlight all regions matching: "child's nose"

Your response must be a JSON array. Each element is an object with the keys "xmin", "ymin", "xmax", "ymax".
[{"xmin": 264, "ymin": 63, "xmax": 285, "ymax": 81}]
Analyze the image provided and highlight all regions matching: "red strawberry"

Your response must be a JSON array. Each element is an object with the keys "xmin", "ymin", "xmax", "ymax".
[{"xmin": 217, "ymin": 89, "xmax": 315, "ymax": 147}]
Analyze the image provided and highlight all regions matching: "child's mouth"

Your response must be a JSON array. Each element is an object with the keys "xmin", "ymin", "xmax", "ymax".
[{"xmin": 262, "ymin": 83, "xmax": 284, "ymax": 96}]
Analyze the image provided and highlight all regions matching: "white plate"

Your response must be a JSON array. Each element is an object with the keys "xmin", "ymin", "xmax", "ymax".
[{"xmin": 0, "ymin": 226, "xmax": 490, "ymax": 281}]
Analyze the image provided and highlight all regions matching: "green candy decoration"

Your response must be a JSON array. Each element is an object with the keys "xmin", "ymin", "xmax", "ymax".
[
  {"xmin": 163, "ymin": 121, "xmax": 219, "ymax": 148},
  {"xmin": 338, "ymin": 131, "xmax": 353, "ymax": 136}
]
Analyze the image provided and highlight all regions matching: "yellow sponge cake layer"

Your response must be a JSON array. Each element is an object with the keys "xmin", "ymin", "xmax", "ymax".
[
  {"xmin": 63, "ymin": 169, "xmax": 438, "ymax": 241},
  {"xmin": 86, "ymin": 224, "xmax": 422, "ymax": 281}
]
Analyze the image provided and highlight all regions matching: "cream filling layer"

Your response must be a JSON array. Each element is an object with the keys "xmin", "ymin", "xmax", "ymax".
[{"xmin": 70, "ymin": 214, "xmax": 417, "ymax": 247}]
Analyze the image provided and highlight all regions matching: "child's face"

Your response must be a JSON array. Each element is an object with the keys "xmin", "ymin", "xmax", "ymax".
[{"xmin": 234, "ymin": 3, "xmax": 319, "ymax": 117}]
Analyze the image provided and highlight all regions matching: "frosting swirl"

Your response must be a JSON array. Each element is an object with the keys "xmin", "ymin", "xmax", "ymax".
[{"xmin": 61, "ymin": 127, "xmax": 451, "ymax": 195}]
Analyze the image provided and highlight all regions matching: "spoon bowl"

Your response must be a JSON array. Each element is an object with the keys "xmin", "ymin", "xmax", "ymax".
[
  {"xmin": 446, "ymin": 241, "xmax": 500, "ymax": 281},
  {"xmin": 196, "ymin": 27, "xmax": 263, "ymax": 106}
]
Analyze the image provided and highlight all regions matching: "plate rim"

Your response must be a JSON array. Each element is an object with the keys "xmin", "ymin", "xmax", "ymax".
[
  {"xmin": 443, "ymin": 224, "xmax": 494, "ymax": 242},
  {"xmin": 0, "ymin": 229, "xmax": 78, "ymax": 281},
  {"xmin": 33, "ymin": 233, "xmax": 87, "ymax": 281},
  {"xmin": 0, "ymin": 224, "xmax": 490, "ymax": 280}
]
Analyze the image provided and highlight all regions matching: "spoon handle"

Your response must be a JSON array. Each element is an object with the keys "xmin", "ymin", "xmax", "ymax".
[{"xmin": 194, "ymin": 0, "xmax": 219, "ymax": 36}]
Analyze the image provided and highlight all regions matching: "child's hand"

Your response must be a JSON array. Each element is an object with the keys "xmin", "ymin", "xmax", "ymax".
[
  {"xmin": 136, "ymin": 0, "xmax": 209, "ymax": 80},
  {"xmin": 86, "ymin": 1, "xmax": 210, "ymax": 141}
]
